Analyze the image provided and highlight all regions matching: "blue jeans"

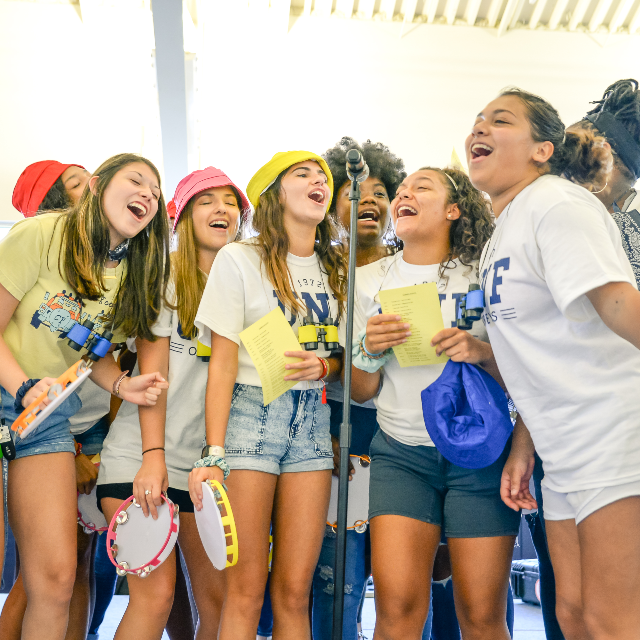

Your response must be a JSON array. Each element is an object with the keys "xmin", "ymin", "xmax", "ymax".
[
  {"xmin": 529, "ymin": 454, "xmax": 565, "ymax": 640},
  {"xmin": 88, "ymin": 533, "xmax": 118, "ymax": 635},
  {"xmin": 312, "ymin": 526, "xmax": 368, "ymax": 640},
  {"xmin": 430, "ymin": 578, "xmax": 514, "ymax": 639}
]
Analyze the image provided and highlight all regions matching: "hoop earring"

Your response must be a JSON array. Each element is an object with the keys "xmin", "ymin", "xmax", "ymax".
[{"xmin": 591, "ymin": 181, "xmax": 608, "ymax": 195}]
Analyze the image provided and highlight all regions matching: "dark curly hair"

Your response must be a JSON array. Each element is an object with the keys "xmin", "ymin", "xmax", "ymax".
[
  {"xmin": 584, "ymin": 79, "xmax": 640, "ymax": 180},
  {"xmin": 323, "ymin": 137, "xmax": 406, "ymax": 250},
  {"xmin": 418, "ymin": 167, "xmax": 494, "ymax": 280},
  {"xmin": 499, "ymin": 87, "xmax": 612, "ymax": 188},
  {"xmin": 39, "ymin": 176, "xmax": 72, "ymax": 212}
]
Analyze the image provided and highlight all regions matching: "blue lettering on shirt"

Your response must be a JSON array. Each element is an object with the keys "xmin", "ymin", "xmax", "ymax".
[{"xmin": 489, "ymin": 257, "xmax": 510, "ymax": 304}]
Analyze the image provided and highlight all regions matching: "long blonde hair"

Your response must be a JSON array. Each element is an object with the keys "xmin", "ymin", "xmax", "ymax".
[
  {"xmin": 58, "ymin": 153, "xmax": 170, "ymax": 341},
  {"xmin": 171, "ymin": 188, "xmax": 246, "ymax": 339},
  {"xmin": 252, "ymin": 171, "xmax": 348, "ymax": 318}
]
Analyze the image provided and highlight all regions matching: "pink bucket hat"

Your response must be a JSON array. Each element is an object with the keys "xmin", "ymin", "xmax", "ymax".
[{"xmin": 172, "ymin": 167, "xmax": 250, "ymax": 231}]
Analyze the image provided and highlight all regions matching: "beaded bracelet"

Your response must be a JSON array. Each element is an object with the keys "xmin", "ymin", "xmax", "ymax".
[
  {"xmin": 317, "ymin": 357, "xmax": 330, "ymax": 381},
  {"xmin": 359, "ymin": 336, "xmax": 387, "ymax": 360}
]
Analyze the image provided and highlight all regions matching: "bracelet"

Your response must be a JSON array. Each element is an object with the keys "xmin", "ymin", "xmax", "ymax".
[
  {"xmin": 360, "ymin": 335, "xmax": 386, "ymax": 360},
  {"xmin": 193, "ymin": 455, "xmax": 230, "ymax": 480},
  {"xmin": 112, "ymin": 370, "xmax": 130, "ymax": 399},
  {"xmin": 317, "ymin": 357, "xmax": 330, "ymax": 381},
  {"xmin": 74, "ymin": 440, "xmax": 83, "ymax": 457},
  {"xmin": 142, "ymin": 447, "xmax": 165, "ymax": 455},
  {"xmin": 351, "ymin": 329, "xmax": 392, "ymax": 374},
  {"xmin": 13, "ymin": 379, "xmax": 41, "ymax": 413}
]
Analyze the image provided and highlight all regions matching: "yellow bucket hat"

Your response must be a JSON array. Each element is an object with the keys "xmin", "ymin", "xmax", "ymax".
[{"xmin": 246, "ymin": 151, "xmax": 334, "ymax": 210}]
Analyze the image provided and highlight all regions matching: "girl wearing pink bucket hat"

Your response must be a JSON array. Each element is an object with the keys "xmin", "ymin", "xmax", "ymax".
[{"xmin": 97, "ymin": 166, "xmax": 249, "ymax": 639}]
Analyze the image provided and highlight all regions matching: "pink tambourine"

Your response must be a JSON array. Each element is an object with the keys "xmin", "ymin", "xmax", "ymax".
[{"xmin": 106, "ymin": 493, "xmax": 180, "ymax": 578}]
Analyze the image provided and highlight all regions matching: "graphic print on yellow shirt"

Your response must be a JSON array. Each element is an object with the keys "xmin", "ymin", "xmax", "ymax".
[{"xmin": 0, "ymin": 213, "xmax": 126, "ymax": 381}]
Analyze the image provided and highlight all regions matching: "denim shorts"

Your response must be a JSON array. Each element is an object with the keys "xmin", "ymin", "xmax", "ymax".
[
  {"xmin": 225, "ymin": 383, "xmax": 333, "ymax": 475},
  {"xmin": 369, "ymin": 429, "xmax": 521, "ymax": 538},
  {"xmin": 0, "ymin": 386, "xmax": 79, "ymax": 459},
  {"xmin": 75, "ymin": 415, "xmax": 110, "ymax": 457}
]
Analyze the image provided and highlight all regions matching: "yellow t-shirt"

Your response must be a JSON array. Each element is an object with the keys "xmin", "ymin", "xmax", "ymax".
[{"xmin": 0, "ymin": 213, "xmax": 126, "ymax": 380}]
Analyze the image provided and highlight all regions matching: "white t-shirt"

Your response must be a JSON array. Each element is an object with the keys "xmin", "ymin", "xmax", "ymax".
[
  {"xmin": 480, "ymin": 175, "xmax": 640, "ymax": 493},
  {"xmin": 98, "ymin": 285, "xmax": 208, "ymax": 491},
  {"xmin": 354, "ymin": 253, "xmax": 487, "ymax": 447},
  {"xmin": 195, "ymin": 239, "xmax": 340, "ymax": 390}
]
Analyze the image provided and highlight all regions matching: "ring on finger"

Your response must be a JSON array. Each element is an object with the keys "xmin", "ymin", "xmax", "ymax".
[{"xmin": 145, "ymin": 489, "xmax": 152, "ymax": 496}]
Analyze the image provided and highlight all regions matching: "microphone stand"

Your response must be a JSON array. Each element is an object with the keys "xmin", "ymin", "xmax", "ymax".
[{"xmin": 332, "ymin": 172, "xmax": 361, "ymax": 639}]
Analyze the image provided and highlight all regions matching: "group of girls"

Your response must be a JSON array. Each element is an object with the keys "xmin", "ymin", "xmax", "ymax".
[{"xmin": 0, "ymin": 76, "xmax": 639, "ymax": 640}]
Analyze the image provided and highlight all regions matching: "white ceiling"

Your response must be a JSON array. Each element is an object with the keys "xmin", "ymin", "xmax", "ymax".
[{"xmin": 9, "ymin": 0, "xmax": 640, "ymax": 34}]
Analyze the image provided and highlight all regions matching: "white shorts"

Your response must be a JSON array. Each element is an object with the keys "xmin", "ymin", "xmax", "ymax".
[{"xmin": 542, "ymin": 479, "xmax": 640, "ymax": 525}]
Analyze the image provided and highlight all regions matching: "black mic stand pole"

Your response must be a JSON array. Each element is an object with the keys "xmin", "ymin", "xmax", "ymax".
[{"xmin": 332, "ymin": 172, "xmax": 361, "ymax": 639}]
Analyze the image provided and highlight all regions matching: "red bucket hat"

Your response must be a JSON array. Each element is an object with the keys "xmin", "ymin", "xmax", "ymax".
[
  {"xmin": 172, "ymin": 167, "xmax": 250, "ymax": 231},
  {"xmin": 12, "ymin": 160, "xmax": 85, "ymax": 217}
]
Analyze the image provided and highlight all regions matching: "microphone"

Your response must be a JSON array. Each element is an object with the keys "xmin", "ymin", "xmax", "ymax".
[{"xmin": 346, "ymin": 149, "xmax": 370, "ymax": 184}]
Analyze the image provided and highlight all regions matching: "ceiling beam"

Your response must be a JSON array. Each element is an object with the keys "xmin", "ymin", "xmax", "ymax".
[
  {"xmin": 379, "ymin": 0, "xmax": 398, "ymax": 19},
  {"xmin": 465, "ymin": 0, "xmax": 482, "ymax": 25},
  {"xmin": 628, "ymin": 0, "xmax": 640, "ymax": 32},
  {"xmin": 497, "ymin": 0, "xmax": 519, "ymax": 34},
  {"xmin": 486, "ymin": 0, "xmax": 505, "ymax": 27},
  {"xmin": 547, "ymin": 0, "xmax": 570, "ymax": 29},
  {"xmin": 402, "ymin": 0, "xmax": 419, "ymax": 22},
  {"xmin": 336, "ymin": 0, "xmax": 356, "ymax": 17},
  {"xmin": 568, "ymin": 0, "xmax": 591, "ymax": 30},
  {"xmin": 588, "ymin": 0, "xmax": 614, "ymax": 30},
  {"xmin": 608, "ymin": 0, "xmax": 635, "ymax": 31},
  {"xmin": 528, "ymin": 0, "xmax": 548, "ymax": 28},
  {"xmin": 358, "ymin": 0, "xmax": 376, "ymax": 18},
  {"xmin": 444, "ymin": 0, "xmax": 461, "ymax": 24},
  {"xmin": 423, "ymin": 0, "xmax": 440, "ymax": 21}
]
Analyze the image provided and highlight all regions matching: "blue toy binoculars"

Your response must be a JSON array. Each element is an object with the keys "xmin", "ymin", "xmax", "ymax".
[
  {"xmin": 456, "ymin": 284, "xmax": 484, "ymax": 330},
  {"xmin": 67, "ymin": 318, "xmax": 113, "ymax": 361}
]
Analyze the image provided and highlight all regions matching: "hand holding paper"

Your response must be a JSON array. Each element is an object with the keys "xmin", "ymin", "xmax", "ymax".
[
  {"xmin": 378, "ymin": 283, "xmax": 449, "ymax": 368},
  {"xmin": 239, "ymin": 308, "xmax": 303, "ymax": 405}
]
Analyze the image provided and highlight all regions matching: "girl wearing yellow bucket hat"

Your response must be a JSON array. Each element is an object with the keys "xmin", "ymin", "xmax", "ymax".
[{"xmin": 190, "ymin": 150, "xmax": 348, "ymax": 637}]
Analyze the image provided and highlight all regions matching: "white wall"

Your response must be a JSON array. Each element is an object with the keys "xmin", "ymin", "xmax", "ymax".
[{"xmin": 1, "ymin": 0, "xmax": 639, "ymax": 221}]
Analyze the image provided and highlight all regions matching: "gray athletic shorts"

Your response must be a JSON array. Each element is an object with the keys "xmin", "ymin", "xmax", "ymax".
[{"xmin": 368, "ymin": 429, "xmax": 521, "ymax": 538}]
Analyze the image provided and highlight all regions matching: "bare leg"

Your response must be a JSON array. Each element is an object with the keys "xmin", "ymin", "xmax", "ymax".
[
  {"xmin": 8, "ymin": 453, "xmax": 77, "ymax": 640},
  {"xmin": 178, "ymin": 513, "xmax": 226, "ymax": 639},
  {"xmin": 545, "ymin": 519, "xmax": 588, "ymax": 640},
  {"xmin": 101, "ymin": 497, "xmax": 177, "ymax": 640},
  {"xmin": 218, "ymin": 470, "xmax": 277, "ymax": 640},
  {"xmin": 270, "ymin": 470, "xmax": 331, "ymax": 640},
  {"xmin": 370, "ymin": 515, "xmax": 440, "ymax": 640},
  {"xmin": 579, "ymin": 496, "xmax": 640, "ymax": 640},
  {"xmin": 64, "ymin": 527, "xmax": 95, "ymax": 639},
  {"xmin": 165, "ymin": 546, "xmax": 196, "ymax": 640},
  {"xmin": 447, "ymin": 536, "xmax": 515, "ymax": 640}
]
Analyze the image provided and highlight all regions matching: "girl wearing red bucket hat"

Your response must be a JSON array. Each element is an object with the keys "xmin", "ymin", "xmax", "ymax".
[
  {"xmin": 12, "ymin": 160, "xmax": 90, "ymax": 216},
  {"xmin": 189, "ymin": 151, "xmax": 347, "ymax": 638},
  {"xmin": 0, "ymin": 153, "xmax": 171, "ymax": 639},
  {"xmin": 350, "ymin": 167, "xmax": 522, "ymax": 640},
  {"xmin": 97, "ymin": 167, "xmax": 248, "ymax": 639}
]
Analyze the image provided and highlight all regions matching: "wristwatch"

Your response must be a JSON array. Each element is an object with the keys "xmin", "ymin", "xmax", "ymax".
[{"xmin": 202, "ymin": 445, "xmax": 225, "ymax": 459}]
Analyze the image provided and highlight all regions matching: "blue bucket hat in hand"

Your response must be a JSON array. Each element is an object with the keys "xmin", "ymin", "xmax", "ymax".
[{"xmin": 421, "ymin": 360, "xmax": 513, "ymax": 469}]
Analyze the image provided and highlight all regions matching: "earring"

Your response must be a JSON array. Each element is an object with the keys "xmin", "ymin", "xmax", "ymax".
[{"xmin": 590, "ymin": 181, "xmax": 608, "ymax": 195}]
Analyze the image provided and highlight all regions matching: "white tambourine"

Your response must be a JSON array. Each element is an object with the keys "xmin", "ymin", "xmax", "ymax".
[
  {"xmin": 327, "ymin": 455, "xmax": 371, "ymax": 533},
  {"xmin": 195, "ymin": 480, "xmax": 239, "ymax": 570},
  {"xmin": 106, "ymin": 494, "xmax": 179, "ymax": 578},
  {"xmin": 77, "ymin": 454, "xmax": 107, "ymax": 534}
]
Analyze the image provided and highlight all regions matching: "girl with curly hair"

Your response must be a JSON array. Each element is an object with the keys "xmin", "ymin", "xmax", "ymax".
[
  {"xmin": 190, "ymin": 151, "xmax": 348, "ymax": 638},
  {"xmin": 472, "ymin": 88, "xmax": 640, "ymax": 640},
  {"xmin": 350, "ymin": 166, "xmax": 519, "ymax": 640}
]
